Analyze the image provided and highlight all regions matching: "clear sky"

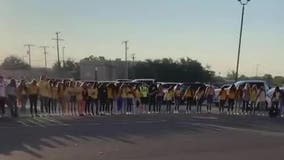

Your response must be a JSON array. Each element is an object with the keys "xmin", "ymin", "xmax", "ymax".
[{"xmin": 0, "ymin": 0, "xmax": 283, "ymax": 76}]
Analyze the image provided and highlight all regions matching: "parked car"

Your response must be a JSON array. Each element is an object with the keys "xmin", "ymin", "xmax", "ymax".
[{"xmin": 132, "ymin": 79, "xmax": 156, "ymax": 85}]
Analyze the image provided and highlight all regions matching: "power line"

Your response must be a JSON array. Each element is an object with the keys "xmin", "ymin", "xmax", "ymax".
[
  {"xmin": 39, "ymin": 46, "xmax": 49, "ymax": 68},
  {"xmin": 52, "ymin": 32, "xmax": 64, "ymax": 68},
  {"xmin": 24, "ymin": 44, "xmax": 35, "ymax": 66}
]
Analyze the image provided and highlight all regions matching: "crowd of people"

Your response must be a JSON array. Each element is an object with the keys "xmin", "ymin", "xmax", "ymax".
[{"xmin": 0, "ymin": 75, "xmax": 284, "ymax": 118}]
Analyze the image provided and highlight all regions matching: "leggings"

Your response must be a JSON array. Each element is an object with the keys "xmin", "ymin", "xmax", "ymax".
[
  {"xmin": 166, "ymin": 100, "xmax": 172, "ymax": 112},
  {"xmin": 0, "ymin": 97, "xmax": 6, "ymax": 115}
]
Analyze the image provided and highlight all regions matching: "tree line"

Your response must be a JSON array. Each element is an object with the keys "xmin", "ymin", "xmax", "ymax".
[{"xmin": 1, "ymin": 55, "xmax": 284, "ymax": 86}]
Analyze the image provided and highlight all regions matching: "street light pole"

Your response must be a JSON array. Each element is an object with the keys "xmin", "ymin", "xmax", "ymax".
[{"xmin": 235, "ymin": 0, "xmax": 250, "ymax": 82}]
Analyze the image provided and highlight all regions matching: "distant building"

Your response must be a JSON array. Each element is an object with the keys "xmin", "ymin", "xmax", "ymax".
[{"xmin": 80, "ymin": 58, "xmax": 127, "ymax": 81}]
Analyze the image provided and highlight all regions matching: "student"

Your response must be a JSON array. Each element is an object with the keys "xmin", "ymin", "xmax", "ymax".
[
  {"xmin": 46, "ymin": 80, "xmax": 53, "ymax": 115},
  {"xmin": 250, "ymin": 85, "xmax": 258, "ymax": 115},
  {"xmin": 235, "ymin": 86, "xmax": 243, "ymax": 114},
  {"xmin": 28, "ymin": 80, "xmax": 39, "ymax": 117},
  {"xmin": 51, "ymin": 81, "xmax": 58, "ymax": 115},
  {"xmin": 271, "ymin": 87, "xmax": 281, "ymax": 111},
  {"xmin": 38, "ymin": 75, "xmax": 49, "ymax": 114},
  {"xmin": 148, "ymin": 83, "xmax": 158, "ymax": 113},
  {"xmin": 88, "ymin": 82, "xmax": 99, "ymax": 116},
  {"xmin": 116, "ymin": 83, "xmax": 123, "ymax": 114},
  {"xmin": 227, "ymin": 85, "xmax": 236, "ymax": 115},
  {"xmin": 174, "ymin": 85, "xmax": 182, "ymax": 114},
  {"xmin": 242, "ymin": 84, "xmax": 250, "ymax": 114},
  {"xmin": 140, "ymin": 83, "xmax": 149, "ymax": 114},
  {"xmin": 257, "ymin": 86, "xmax": 267, "ymax": 116},
  {"xmin": 17, "ymin": 80, "xmax": 28, "ymax": 112},
  {"xmin": 164, "ymin": 87, "xmax": 174, "ymax": 113},
  {"xmin": 205, "ymin": 85, "xmax": 215, "ymax": 113},
  {"xmin": 57, "ymin": 82, "xmax": 66, "ymax": 116},
  {"xmin": 106, "ymin": 83, "xmax": 115, "ymax": 115},
  {"xmin": 82, "ymin": 83, "xmax": 89, "ymax": 116},
  {"xmin": 126, "ymin": 84, "xmax": 134, "ymax": 115},
  {"xmin": 133, "ymin": 85, "xmax": 141, "ymax": 114},
  {"xmin": 156, "ymin": 85, "xmax": 164, "ymax": 113},
  {"xmin": 67, "ymin": 81, "xmax": 77, "ymax": 116},
  {"xmin": 0, "ymin": 75, "xmax": 6, "ymax": 117},
  {"xmin": 98, "ymin": 83, "xmax": 107, "ymax": 115},
  {"xmin": 183, "ymin": 86, "xmax": 194, "ymax": 114},
  {"xmin": 195, "ymin": 87, "xmax": 205, "ymax": 113},
  {"xmin": 280, "ymin": 90, "xmax": 284, "ymax": 117},
  {"xmin": 76, "ymin": 82, "xmax": 84, "ymax": 116},
  {"xmin": 6, "ymin": 79, "xmax": 18, "ymax": 117},
  {"xmin": 218, "ymin": 87, "xmax": 227, "ymax": 113}
]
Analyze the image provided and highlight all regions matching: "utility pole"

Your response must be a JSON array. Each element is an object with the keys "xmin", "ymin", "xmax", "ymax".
[
  {"xmin": 39, "ymin": 46, "xmax": 49, "ymax": 68},
  {"xmin": 62, "ymin": 46, "xmax": 65, "ymax": 67},
  {"xmin": 122, "ymin": 41, "xmax": 129, "ymax": 79},
  {"xmin": 24, "ymin": 44, "xmax": 35, "ymax": 67},
  {"xmin": 131, "ymin": 53, "xmax": 135, "ymax": 63},
  {"xmin": 235, "ymin": 0, "xmax": 250, "ymax": 82},
  {"xmin": 52, "ymin": 32, "xmax": 64, "ymax": 68}
]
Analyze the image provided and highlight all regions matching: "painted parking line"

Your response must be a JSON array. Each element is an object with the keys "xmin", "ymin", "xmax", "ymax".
[{"xmin": 178, "ymin": 122, "xmax": 284, "ymax": 136}]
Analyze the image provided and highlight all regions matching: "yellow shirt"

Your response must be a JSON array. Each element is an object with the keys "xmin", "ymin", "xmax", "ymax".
[
  {"xmin": 52, "ymin": 87, "xmax": 58, "ymax": 99},
  {"xmin": 184, "ymin": 89, "xmax": 193, "ymax": 98},
  {"xmin": 134, "ymin": 89, "xmax": 141, "ymax": 98},
  {"xmin": 127, "ymin": 88, "xmax": 134, "ymax": 98},
  {"xmin": 227, "ymin": 90, "xmax": 236, "ymax": 99},
  {"xmin": 165, "ymin": 90, "xmax": 174, "ymax": 101},
  {"xmin": 38, "ymin": 80, "xmax": 49, "ymax": 97},
  {"xmin": 76, "ymin": 87, "xmax": 83, "ymax": 101},
  {"xmin": 58, "ymin": 88, "xmax": 65, "ymax": 99},
  {"xmin": 88, "ymin": 88, "xmax": 98, "ymax": 99},
  {"xmin": 121, "ymin": 87, "xmax": 128, "ymax": 98},
  {"xmin": 107, "ymin": 87, "xmax": 114, "ymax": 99},
  {"xmin": 46, "ymin": 85, "xmax": 52, "ymax": 98},
  {"xmin": 219, "ymin": 90, "xmax": 227, "ymax": 100},
  {"xmin": 250, "ymin": 90, "xmax": 257, "ymax": 102},
  {"xmin": 28, "ymin": 84, "xmax": 39, "ymax": 95}
]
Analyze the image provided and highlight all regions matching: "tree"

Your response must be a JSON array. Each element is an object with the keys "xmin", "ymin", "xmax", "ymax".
[
  {"xmin": 52, "ymin": 59, "xmax": 80, "ymax": 79},
  {"xmin": 1, "ymin": 56, "xmax": 30, "ymax": 70}
]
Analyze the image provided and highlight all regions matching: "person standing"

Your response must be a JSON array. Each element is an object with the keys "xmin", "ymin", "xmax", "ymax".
[
  {"xmin": 183, "ymin": 86, "xmax": 194, "ymax": 114},
  {"xmin": 51, "ymin": 81, "xmax": 58, "ymax": 115},
  {"xmin": 106, "ymin": 83, "xmax": 115, "ymax": 115},
  {"xmin": 205, "ymin": 85, "xmax": 215, "ymax": 113},
  {"xmin": 126, "ymin": 84, "xmax": 134, "ymax": 115},
  {"xmin": 57, "ymin": 82, "xmax": 66, "ymax": 116},
  {"xmin": 140, "ymin": 83, "xmax": 149, "ymax": 114},
  {"xmin": 88, "ymin": 82, "xmax": 99, "ymax": 116},
  {"xmin": 250, "ymin": 85, "xmax": 258, "ymax": 115},
  {"xmin": 38, "ymin": 75, "xmax": 49, "ymax": 114},
  {"xmin": 28, "ymin": 80, "xmax": 39, "ymax": 117},
  {"xmin": 164, "ymin": 87, "xmax": 174, "ymax": 114},
  {"xmin": 227, "ymin": 85, "xmax": 236, "ymax": 115},
  {"xmin": 235, "ymin": 86, "xmax": 243, "ymax": 114},
  {"xmin": 133, "ymin": 85, "xmax": 141, "ymax": 114},
  {"xmin": 148, "ymin": 83, "xmax": 158, "ymax": 114},
  {"xmin": 195, "ymin": 87, "xmax": 205, "ymax": 114},
  {"xmin": 218, "ymin": 87, "xmax": 227, "ymax": 113},
  {"xmin": 173, "ymin": 85, "xmax": 182, "ymax": 114},
  {"xmin": 156, "ymin": 85, "xmax": 164, "ymax": 113},
  {"xmin": 6, "ymin": 79, "xmax": 18, "ymax": 117},
  {"xmin": 280, "ymin": 89, "xmax": 284, "ymax": 118},
  {"xmin": 98, "ymin": 83, "xmax": 108, "ymax": 115},
  {"xmin": 257, "ymin": 86, "xmax": 267, "ymax": 116},
  {"xmin": 0, "ymin": 76, "xmax": 7, "ymax": 117},
  {"xmin": 242, "ymin": 84, "xmax": 250, "ymax": 114},
  {"xmin": 17, "ymin": 80, "xmax": 28, "ymax": 113}
]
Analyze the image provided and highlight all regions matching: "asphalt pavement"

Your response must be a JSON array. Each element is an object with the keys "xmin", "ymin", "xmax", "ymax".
[{"xmin": 0, "ymin": 113, "xmax": 284, "ymax": 160}]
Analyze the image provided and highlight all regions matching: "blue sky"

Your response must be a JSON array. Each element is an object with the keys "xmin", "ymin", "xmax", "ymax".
[{"xmin": 0, "ymin": 0, "xmax": 283, "ymax": 76}]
